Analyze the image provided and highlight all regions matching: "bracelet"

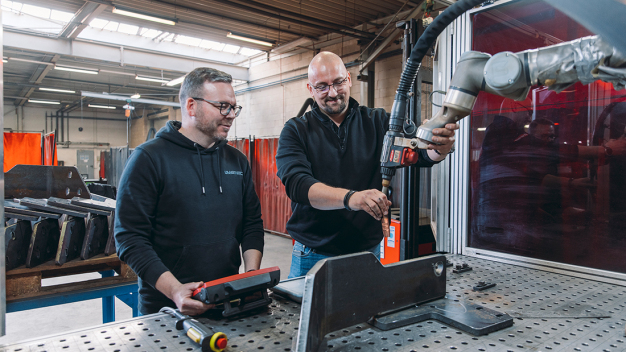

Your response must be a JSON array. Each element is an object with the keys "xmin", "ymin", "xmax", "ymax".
[
  {"xmin": 433, "ymin": 145, "xmax": 455, "ymax": 156},
  {"xmin": 343, "ymin": 190, "xmax": 356, "ymax": 211}
]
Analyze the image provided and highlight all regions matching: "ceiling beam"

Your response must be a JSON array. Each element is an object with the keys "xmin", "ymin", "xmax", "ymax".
[
  {"xmin": 359, "ymin": 2, "xmax": 426, "ymax": 74},
  {"xmin": 4, "ymin": 30, "xmax": 249, "ymax": 80},
  {"xmin": 153, "ymin": 0, "xmax": 374, "ymax": 40},
  {"xmin": 60, "ymin": 2, "xmax": 108, "ymax": 39},
  {"xmin": 81, "ymin": 91, "xmax": 181, "ymax": 107},
  {"xmin": 17, "ymin": 54, "xmax": 61, "ymax": 106}
]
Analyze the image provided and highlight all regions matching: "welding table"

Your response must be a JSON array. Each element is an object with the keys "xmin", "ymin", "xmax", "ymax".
[{"xmin": 1, "ymin": 254, "xmax": 624, "ymax": 352}]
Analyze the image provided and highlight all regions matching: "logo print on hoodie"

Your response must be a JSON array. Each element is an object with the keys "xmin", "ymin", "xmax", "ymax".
[{"xmin": 224, "ymin": 171, "xmax": 243, "ymax": 176}]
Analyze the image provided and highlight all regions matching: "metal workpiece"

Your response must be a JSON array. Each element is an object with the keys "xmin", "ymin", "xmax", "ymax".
[
  {"xmin": 295, "ymin": 253, "xmax": 447, "ymax": 352},
  {"xmin": 4, "ymin": 199, "xmax": 61, "ymax": 220},
  {"xmin": 4, "ymin": 165, "xmax": 90, "ymax": 200},
  {"xmin": 2, "ymin": 255, "xmax": 626, "ymax": 351},
  {"xmin": 71, "ymin": 197, "xmax": 116, "ymax": 213},
  {"xmin": 18, "ymin": 198, "xmax": 88, "ymax": 218},
  {"xmin": 370, "ymin": 299, "xmax": 514, "ymax": 335},
  {"xmin": 47, "ymin": 197, "xmax": 111, "ymax": 217}
]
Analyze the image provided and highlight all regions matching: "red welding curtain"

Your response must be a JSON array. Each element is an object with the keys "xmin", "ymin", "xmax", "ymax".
[
  {"xmin": 229, "ymin": 138, "xmax": 292, "ymax": 234},
  {"xmin": 43, "ymin": 132, "xmax": 57, "ymax": 166},
  {"xmin": 4, "ymin": 133, "xmax": 42, "ymax": 172}
]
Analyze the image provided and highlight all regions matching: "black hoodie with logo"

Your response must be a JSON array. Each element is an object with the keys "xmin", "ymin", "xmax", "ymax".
[{"xmin": 115, "ymin": 120, "xmax": 264, "ymax": 314}]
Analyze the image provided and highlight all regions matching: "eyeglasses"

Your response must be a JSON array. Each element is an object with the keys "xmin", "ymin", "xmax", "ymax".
[
  {"xmin": 311, "ymin": 77, "xmax": 349, "ymax": 94},
  {"xmin": 192, "ymin": 97, "xmax": 242, "ymax": 117}
]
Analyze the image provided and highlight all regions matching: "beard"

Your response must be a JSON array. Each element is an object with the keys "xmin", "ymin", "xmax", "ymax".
[
  {"xmin": 320, "ymin": 94, "xmax": 347, "ymax": 115},
  {"xmin": 195, "ymin": 110, "xmax": 228, "ymax": 142}
]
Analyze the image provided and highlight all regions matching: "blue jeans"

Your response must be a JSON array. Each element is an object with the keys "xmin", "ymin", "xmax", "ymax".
[{"xmin": 288, "ymin": 241, "xmax": 381, "ymax": 278}]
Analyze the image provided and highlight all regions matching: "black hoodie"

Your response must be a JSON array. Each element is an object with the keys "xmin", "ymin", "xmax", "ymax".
[
  {"xmin": 276, "ymin": 98, "xmax": 438, "ymax": 255},
  {"xmin": 115, "ymin": 121, "xmax": 264, "ymax": 314}
]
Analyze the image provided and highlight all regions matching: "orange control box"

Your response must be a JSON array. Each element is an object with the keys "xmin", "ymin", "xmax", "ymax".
[{"xmin": 380, "ymin": 219, "xmax": 401, "ymax": 265}]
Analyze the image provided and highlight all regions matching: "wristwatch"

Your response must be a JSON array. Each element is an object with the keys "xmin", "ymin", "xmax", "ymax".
[{"xmin": 604, "ymin": 145, "xmax": 613, "ymax": 157}]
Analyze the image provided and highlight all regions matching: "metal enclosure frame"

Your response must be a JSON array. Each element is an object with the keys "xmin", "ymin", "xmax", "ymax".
[
  {"xmin": 434, "ymin": 0, "xmax": 626, "ymax": 286},
  {"xmin": 1, "ymin": 8, "xmax": 5, "ymax": 336}
]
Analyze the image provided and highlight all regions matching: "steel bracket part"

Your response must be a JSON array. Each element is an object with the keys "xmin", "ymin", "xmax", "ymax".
[
  {"xmin": 453, "ymin": 263, "xmax": 473, "ymax": 273},
  {"xmin": 5, "ymin": 165, "xmax": 90, "ymax": 200},
  {"xmin": 369, "ymin": 298, "xmax": 514, "ymax": 335},
  {"xmin": 473, "ymin": 281, "xmax": 496, "ymax": 291},
  {"xmin": 5, "ymin": 199, "xmax": 60, "ymax": 220},
  {"xmin": 104, "ymin": 209, "xmax": 117, "ymax": 256},
  {"xmin": 47, "ymin": 197, "xmax": 110, "ymax": 216},
  {"xmin": 56, "ymin": 216, "xmax": 86, "ymax": 265},
  {"xmin": 26, "ymin": 218, "xmax": 61, "ymax": 268},
  {"xmin": 19, "ymin": 198, "xmax": 88, "ymax": 218},
  {"xmin": 80, "ymin": 215, "xmax": 109, "ymax": 260},
  {"xmin": 5, "ymin": 220, "xmax": 33, "ymax": 270},
  {"xmin": 295, "ymin": 253, "xmax": 447, "ymax": 352}
]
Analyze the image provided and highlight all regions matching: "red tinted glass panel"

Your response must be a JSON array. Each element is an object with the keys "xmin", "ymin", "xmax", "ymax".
[{"xmin": 469, "ymin": 0, "xmax": 626, "ymax": 273}]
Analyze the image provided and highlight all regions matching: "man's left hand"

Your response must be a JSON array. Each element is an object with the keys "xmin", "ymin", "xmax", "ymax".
[{"xmin": 428, "ymin": 123, "xmax": 458, "ymax": 155}]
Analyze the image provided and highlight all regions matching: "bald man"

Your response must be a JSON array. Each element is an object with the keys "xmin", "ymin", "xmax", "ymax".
[{"xmin": 276, "ymin": 52, "xmax": 457, "ymax": 277}]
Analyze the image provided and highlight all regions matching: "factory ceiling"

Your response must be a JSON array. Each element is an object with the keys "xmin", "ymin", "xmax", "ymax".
[{"xmin": 2, "ymin": 0, "xmax": 438, "ymax": 113}]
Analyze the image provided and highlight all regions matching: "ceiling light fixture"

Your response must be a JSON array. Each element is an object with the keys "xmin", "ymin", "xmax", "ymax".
[
  {"xmin": 227, "ymin": 32, "xmax": 274, "ymax": 47},
  {"xmin": 88, "ymin": 104, "xmax": 116, "ymax": 109},
  {"xmin": 39, "ymin": 87, "xmax": 76, "ymax": 94},
  {"xmin": 29, "ymin": 99, "xmax": 61, "ymax": 105},
  {"xmin": 131, "ymin": 94, "xmax": 141, "ymax": 99},
  {"xmin": 99, "ymin": 69, "xmax": 136, "ymax": 77},
  {"xmin": 136, "ymin": 75, "xmax": 169, "ymax": 83},
  {"xmin": 166, "ymin": 75, "xmax": 185, "ymax": 86},
  {"xmin": 55, "ymin": 65, "xmax": 99, "ymax": 74},
  {"xmin": 112, "ymin": 7, "xmax": 177, "ymax": 26}
]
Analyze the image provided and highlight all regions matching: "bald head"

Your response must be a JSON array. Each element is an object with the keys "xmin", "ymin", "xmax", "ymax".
[
  {"xmin": 308, "ymin": 52, "xmax": 346, "ymax": 83},
  {"xmin": 307, "ymin": 51, "xmax": 352, "ymax": 119}
]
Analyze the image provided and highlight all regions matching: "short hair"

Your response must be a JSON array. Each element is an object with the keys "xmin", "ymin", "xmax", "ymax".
[
  {"xmin": 179, "ymin": 67, "xmax": 232, "ymax": 112},
  {"xmin": 529, "ymin": 118, "xmax": 554, "ymax": 135}
]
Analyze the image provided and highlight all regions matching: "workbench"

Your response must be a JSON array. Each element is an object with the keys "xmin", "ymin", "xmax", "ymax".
[{"xmin": 2, "ymin": 254, "xmax": 624, "ymax": 352}]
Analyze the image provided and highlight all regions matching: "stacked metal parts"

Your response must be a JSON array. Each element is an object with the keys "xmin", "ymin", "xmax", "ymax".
[{"xmin": 3, "ymin": 165, "xmax": 117, "ymax": 270}]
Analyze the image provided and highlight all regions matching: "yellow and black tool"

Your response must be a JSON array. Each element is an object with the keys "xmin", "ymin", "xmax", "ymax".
[{"xmin": 159, "ymin": 307, "xmax": 228, "ymax": 352}]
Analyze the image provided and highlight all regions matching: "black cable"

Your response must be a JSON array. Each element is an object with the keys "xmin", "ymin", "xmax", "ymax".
[{"xmin": 388, "ymin": 0, "xmax": 485, "ymax": 133}]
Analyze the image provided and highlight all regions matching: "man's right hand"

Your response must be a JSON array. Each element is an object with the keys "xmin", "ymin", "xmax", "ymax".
[
  {"xmin": 349, "ymin": 189, "xmax": 392, "ymax": 220},
  {"xmin": 156, "ymin": 271, "xmax": 214, "ymax": 316},
  {"xmin": 171, "ymin": 281, "xmax": 214, "ymax": 316}
]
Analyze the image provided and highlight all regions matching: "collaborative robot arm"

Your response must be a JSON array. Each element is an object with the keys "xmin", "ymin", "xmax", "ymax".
[
  {"xmin": 416, "ymin": 35, "xmax": 626, "ymax": 145},
  {"xmin": 380, "ymin": 34, "xmax": 626, "ymax": 194}
]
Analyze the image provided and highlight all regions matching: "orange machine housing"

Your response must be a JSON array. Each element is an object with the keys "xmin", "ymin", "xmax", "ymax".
[{"xmin": 380, "ymin": 219, "xmax": 401, "ymax": 265}]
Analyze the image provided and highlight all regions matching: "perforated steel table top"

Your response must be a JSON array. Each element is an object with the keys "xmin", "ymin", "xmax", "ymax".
[{"xmin": 2, "ymin": 254, "xmax": 625, "ymax": 352}]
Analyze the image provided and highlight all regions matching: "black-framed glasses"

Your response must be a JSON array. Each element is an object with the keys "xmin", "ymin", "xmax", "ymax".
[
  {"xmin": 192, "ymin": 97, "xmax": 242, "ymax": 117},
  {"xmin": 311, "ymin": 77, "xmax": 349, "ymax": 94}
]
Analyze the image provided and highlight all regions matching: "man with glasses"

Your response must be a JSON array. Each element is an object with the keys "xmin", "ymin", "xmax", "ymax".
[
  {"xmin": 115, "ymin": 67, "xmax": 264, "ymax": 315},
  {"xmin": 276, "ymin": 52, "xmax": 457, "ymax": 278}
]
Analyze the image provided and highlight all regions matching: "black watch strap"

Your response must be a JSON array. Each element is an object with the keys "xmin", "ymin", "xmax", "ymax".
[{"xmin": 343, "ymin": 190, "xmax": 356, "ymax": 211}]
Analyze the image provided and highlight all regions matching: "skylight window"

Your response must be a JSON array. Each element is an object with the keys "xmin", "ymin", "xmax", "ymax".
[
  {"xmin": 140, "ymin": 28, "xmax": 162, "ymax": 38},
  {"xmin": 103, "ymin": 21, "xmax": 120, "ymax": 31},
  {"xmin": 161, "ymin": 33, "xmax": 175, "ymax": 42},
  {"xmin": 89, "ymin": 18, "xmax": 109, "ymax": 29},
  {"xmin": 199, "ymin": 40, "xmax": 219, "ymax": 49},
  {"xmin": 21, "ymin": 4, "xmax": 50, "ymax": 18},
  {"xmin": 239, "ymin": 48, "xmax": 261, "ymax": 56},
  {"xmin": 175, "ymin": 35, "xmax": 202, "ymax": 46},
  {"xmin": 222, "ymin": 44, "xmax": 241, "ymax": 54},
  {"xmin": 118, "ymin": 23, "xmax": 139, "ymax": 35},
  {"xmin": 50, "ymin": 10, "xmax": 74, "ymax": 22},
  {"xmin": 1, "ymin": 1, "xmax": 20, "ymax": 11}
]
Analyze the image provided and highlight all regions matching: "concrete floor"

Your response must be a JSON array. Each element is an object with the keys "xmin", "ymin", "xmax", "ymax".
[{"xmin": 0, "ymin": 233, "xmax": 293, "ymax": 345}]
